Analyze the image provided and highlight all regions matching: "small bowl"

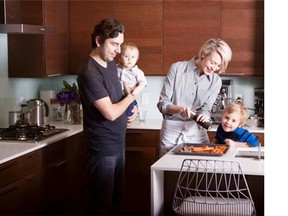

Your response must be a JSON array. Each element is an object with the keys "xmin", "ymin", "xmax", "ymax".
[{"xmin": 246, "ymin": 117, "xmax": 261, "ymax": 127}]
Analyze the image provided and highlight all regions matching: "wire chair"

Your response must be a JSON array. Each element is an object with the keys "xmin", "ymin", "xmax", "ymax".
[{"xmin": 172, "ymin": 159, "xmax": 256, "ymax": 216}]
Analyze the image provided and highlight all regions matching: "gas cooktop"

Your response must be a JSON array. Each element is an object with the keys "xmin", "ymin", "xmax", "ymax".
[{"xmin": 0, "ymin": 124, "xmax": 69, "ymax": 143}]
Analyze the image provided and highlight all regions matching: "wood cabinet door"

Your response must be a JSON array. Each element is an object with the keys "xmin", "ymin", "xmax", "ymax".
[
  {"xmin": 0, "ymin": 158, "xmax": 21, "ymax": 188},
  {"xmin": 45, "ymin": 0, "xmax": 69, "ymax": 76},
  {"xmin": 114, "ymin": 1, "xmax": 163, "ymax": 76},
  {"xmin": 69, "ymin": 0, "xmax": 114, "ymax": 74},
  {"xmin": 7, "ymin": 0, "xmax": 69, "ymax": 77},
  {"xmin": 0, "ymin": 180, "xmax": 22, "ymax": 215},
  {"xmin": 124, "ymin": 146, "xmax": 156, "ymax": 214},
  {"xmin": 123, "ymin": 129, "xmax": 160, "ymax": 214},
  {"xmin": 163, "ymin": 0, "xmax": 221, "ymax": 74},
  {"xmin": 221, "ymin": 0, "xmax": 264, "ymax": 76}
]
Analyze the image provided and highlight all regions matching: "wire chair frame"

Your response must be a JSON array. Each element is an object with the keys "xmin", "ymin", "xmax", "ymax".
[{"xmin": 173, "ymin": 159, "xmax": 256, "ymax": 216}]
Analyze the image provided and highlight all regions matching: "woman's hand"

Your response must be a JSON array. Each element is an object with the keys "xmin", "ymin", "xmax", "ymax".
[
  {"xmin": 179, "ymin": 107, "xmax": 191, "ymax": 118},
  {"xmin": 195, "ymin": 113, "xmax": 210, "ymax": 123}
]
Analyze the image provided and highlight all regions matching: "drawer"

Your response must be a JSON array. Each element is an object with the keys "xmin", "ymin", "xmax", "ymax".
[
  {"xmin": 21, "ymin": 150, "xmax": 42, "ymax": 177},
  {"xmin": 0, "ymin": 179, "xmax": 22, "ymax": 215},
  {"xmin": 42, "ymin": 135, "xmax": 76, "ymax": 167},
  {"xmin": 0, "ymin": 159, "xmax": 21, "ymax": 188},
  {"xmin": 126, "ymin": 129, "xmax": 160, "ymax": 147}
]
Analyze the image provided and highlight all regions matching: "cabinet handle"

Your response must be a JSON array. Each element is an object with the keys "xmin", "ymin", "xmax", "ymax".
[
  {"xmin": 47, "ymin": 73, "xmax": 62, "ymax": 77},
  {"xmin": 53, "ymin": 160, "xmax": 69, "ymax": 168},
  {"xmin": 0, "ymin": 186, "xmax": 18, "ymax": 197},
  {"xmin": 0, "ymin": 161, "xmax": 18, "ymax": 171},
  {"xmin": 223, "ymin": 73, "xmax": 245, "ymax": 76}
]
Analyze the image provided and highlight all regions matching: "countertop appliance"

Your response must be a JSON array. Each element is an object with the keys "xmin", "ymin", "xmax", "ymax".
[
  {"xmin": 27, "ymin": 98, "xmax": 49, "ymax": 126},
  {"xmin": 254, "ymin": 88, "xmax": 264, "ymax": 127},
  {"xmin": 211, "ymin": 80, "xmax": 234, "ymax": 123},
  {"xmin": 0, "ymin": 124, "xmax": 68, "ymax": 142}
]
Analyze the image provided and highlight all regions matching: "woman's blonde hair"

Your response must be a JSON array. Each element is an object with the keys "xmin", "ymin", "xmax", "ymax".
[
  {"xmin": 199, "ymin": 38, "xmax": 232, "ymax": 74},
  {"xmin": 223, "ymin": 102, "xmax": 248, "ymax": 126}
]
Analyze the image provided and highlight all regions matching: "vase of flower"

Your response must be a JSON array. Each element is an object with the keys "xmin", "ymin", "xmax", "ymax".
[
  {"xmin": 66, "ymin": 102, "xmax": 81, "ymax": 125},
  {"xmin": 57, "ymin": 80, "xmax": 82, "ymax": 125}
]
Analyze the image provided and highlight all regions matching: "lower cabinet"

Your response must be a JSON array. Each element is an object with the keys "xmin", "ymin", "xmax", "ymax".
[
  {"xmin": 41, "ymin": 132, "xmax": 87, "ymax": 215},
  {"xmin": 122, "ymin": 129, "xmax": 160, "ymax": 215},
  {"xmin": 0, "ymin": 150, "xmax": 42, "ymax": 215},
  {"xmin": 0, "ymin": 132, "xmax": 87, "ymax": 216}
]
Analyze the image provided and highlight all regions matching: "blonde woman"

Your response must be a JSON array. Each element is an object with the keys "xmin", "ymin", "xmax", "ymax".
[
  {"xmin": 157, "ymin": 38, "xmax": 232, "ymax": 156},
  {"xmin": 212, "ymin": 102, "xmax": 259, "ymax": 147}
]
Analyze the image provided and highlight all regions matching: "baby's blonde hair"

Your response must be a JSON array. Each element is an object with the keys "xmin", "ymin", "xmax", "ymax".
[
  {"xmin": 223, "ymin": 102, "xmax": 248, "ymax": 126},
  {"xmin": 121, "ymin": 42, "xmax": 139, "ymax": 57}
]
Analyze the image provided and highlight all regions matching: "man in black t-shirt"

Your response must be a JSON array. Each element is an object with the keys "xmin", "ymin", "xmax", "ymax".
[{"xmin": 77, "ymin": 18, "xmax": 138, "ymax": 215}]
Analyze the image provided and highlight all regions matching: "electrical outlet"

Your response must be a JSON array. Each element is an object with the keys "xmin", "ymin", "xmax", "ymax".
[
  {"xmin": 141, "ymin": 93, "xmax": 150, "ymax": 105},
  {"xmin": 235, "ymin": 93, "xmax": 243, "ymax": 102}
]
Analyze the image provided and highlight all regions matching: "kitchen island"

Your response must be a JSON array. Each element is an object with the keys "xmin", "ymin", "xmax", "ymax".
[{"xmin": 150, "ymin": 146, "xmax": 264, "ymax": 216}]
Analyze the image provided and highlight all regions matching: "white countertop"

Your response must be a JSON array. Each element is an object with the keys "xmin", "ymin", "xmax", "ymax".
[
  {"xmin": 0, "ymin": 119, "xmax": 264, "ymax": 165},
  {"xmin": 151, "ymin": 146, "xmax": 264, "ymax": 176},
  {"xmin": 0, "ymin": 122, "xmax": 83, "ymax": 164}
]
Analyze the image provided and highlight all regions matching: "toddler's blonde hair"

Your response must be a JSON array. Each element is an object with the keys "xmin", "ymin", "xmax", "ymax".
[{"xmin": 223, "ymin": 102, "xmax": 248, "ymax": 126}]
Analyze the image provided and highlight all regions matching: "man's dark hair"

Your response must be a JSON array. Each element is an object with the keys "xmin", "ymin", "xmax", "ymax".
[{"xmin": 91, "ymin": 18, "xmax": 124, "ymax": 48}]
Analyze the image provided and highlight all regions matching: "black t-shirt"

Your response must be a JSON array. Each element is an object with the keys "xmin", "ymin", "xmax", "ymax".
[{"xmin": 77, "ymin": 57, "xmax": 127, "ymax": 156}]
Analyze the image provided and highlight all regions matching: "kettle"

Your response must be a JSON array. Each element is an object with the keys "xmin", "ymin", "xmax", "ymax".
[{"xmin": 27, "ymin": 99, "xmax": 49, "ymax": 126}]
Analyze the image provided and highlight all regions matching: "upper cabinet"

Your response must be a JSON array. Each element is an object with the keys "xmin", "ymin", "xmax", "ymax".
[
  {"xmin": 69, "ymin": 0, "xmax": 114, "ymax": 75},
  {"xmin": 69, "ymin": 1, "xmax": 163, "ymax": 76},
  {"xmin": 114, "ymin": 1, "xmax": 163, "ymax": 76},
  {"xmin": 68, "ymin": 0, "xmax": 263, "ymax": 77},
  {"xmin": 163, "ymin": 0, "xmax": 222, "ymax": 74},
  {"xmin": 2, "ymin": 0, "xmax": 69, "ymax": 78},
  {"xmin": 221, "ymin": 0, "xmax": 264, "ymax": 76}
]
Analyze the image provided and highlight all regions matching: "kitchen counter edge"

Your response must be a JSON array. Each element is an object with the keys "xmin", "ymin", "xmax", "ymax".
[
  {"xmin": 0, "ymin": 119, "xmax": 264, "ymax": 164},
  {"xmin": 0, "ymin": 122, "xmax": 83, "ymax": 164}
]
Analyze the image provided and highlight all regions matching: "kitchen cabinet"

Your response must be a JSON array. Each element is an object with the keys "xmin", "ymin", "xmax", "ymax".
[
  {"xmin": 41, "ymin": 132, "xmax": 86, "ymax": 214},
  {"xmin": 5, "ymin": 0, "xmax": 69, "ymax": 77},
  {"xmin": 69, "ymin": 0, "xmax": 114, "ymax": 74},
  {"xmin": 163, "ymin": 0, "xmax": 222, "ymax": 73},
  {"xmin": 69, "ymin": 0, "xmax": 162, "ymax": 76},
  {"xmin": 122, "ymin": 129, "xmax": 160, "ymax": 214},
  {"xmin": 68, "ymin": 0, "xmax": 263, "ymax": 76},
  {"xmin": 0, "ymin": 150, "xmax": 42, "ymax": 215},
  {"xmin": 114, "ymin": 1, "xmax": 163, "ymax": 75},
  {"xmin": 221, "ymin": 0, "xmax": 264, "ymax": 76}
]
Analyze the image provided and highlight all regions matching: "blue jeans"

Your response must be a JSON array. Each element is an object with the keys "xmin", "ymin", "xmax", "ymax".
[{"xmin": 86, "ymin": 151, "xmax": 125, "ymax": 215}]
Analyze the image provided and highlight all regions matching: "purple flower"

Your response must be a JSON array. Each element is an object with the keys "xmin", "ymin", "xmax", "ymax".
[{"xmin": 56, "ymin": 80, "xmax": 81, "ymax": 105}]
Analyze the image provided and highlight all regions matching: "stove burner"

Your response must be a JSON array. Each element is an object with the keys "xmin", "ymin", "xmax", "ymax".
[{"xmin": 0, "ymin": 124, "xmax": 68, "ymax": 142}]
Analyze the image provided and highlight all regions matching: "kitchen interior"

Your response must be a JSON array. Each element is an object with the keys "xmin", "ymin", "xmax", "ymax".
[{"xmin": 0, "ymin": 0, "xmax": 271, "ymax": 215}]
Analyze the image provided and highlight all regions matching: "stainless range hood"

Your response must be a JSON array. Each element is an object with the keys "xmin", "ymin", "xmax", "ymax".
[
  {"xmin": 0, "ymin": 0, "xmax": 56, "ymax": 34},
  {"xmin": 0, "ymin": 24, "xmax": 56, "ymax": 34}
]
